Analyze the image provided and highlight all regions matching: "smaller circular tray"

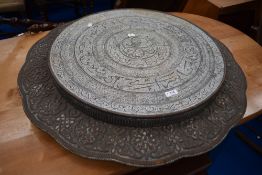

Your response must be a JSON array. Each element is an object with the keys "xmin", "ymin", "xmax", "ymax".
[{"xmin": 49, "ymin": 10, "xmax": 225, "ymax": 125}]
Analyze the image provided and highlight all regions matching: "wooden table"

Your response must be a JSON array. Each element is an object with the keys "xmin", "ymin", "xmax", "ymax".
[
  {"xmin": 0, "ymin": 13, "xmax": 261, "ymax": 175},
  {"xmin": 183, "ymin": 0, "xmax": 257, "ymax": 19}
]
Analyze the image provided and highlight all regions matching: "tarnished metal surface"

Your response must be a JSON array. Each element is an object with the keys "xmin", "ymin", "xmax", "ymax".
[
  {"xmin": 49, "ymin": 10, "xmax": 225, "ymax": 122},
  {"xmin": 18, "ymin": 17, "xmax": 246, "ymax": 167}
]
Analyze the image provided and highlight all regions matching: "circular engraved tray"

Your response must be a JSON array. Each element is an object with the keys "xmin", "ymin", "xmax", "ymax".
[
  {"xmin": 49, "ymin": 10, "xmax": 225, "ymax": 123},
  {"xmin": 18, "ymin": 21, "xmax": 246, "ymax": 167}
]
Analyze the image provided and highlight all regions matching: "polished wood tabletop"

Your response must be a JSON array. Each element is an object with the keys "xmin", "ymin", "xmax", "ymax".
[{"xmin": 0, "ymin": 13, "xmax": 261, "ymax": 175}]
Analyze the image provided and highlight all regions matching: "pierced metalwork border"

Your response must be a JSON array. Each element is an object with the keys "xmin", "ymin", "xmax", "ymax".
[{"xmin": 17, "ymin": 20, "xmax": 247, "ymax": 167}]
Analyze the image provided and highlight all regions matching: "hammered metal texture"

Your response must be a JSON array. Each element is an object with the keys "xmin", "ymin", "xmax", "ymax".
[
  {"xmin": 49, "ymin": 10, "xmax": 225, "ymax": 119},
  {"xmin": 18, "ymin": 22, "xmax": 247, "ymax": 167}
]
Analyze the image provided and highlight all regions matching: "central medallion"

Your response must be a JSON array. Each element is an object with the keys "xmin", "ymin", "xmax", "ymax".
[
  {"xmin": 105, "ymin": 29, "xmax": 170, "ymax": 68},
  {"xmin": 120, "ymin": 35, "xmax": 156, "ymax": 59},
  {"xmin": 49, "ymin": 10, "xmax": 225, "ymax": 118}
]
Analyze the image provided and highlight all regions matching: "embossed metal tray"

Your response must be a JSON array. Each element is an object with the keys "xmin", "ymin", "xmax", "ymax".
[
  {"xmin": 18, "ymin": 10, "xmax": 247, "ymax": 167},
  {"xmin": 49, "ymin": 10, "xmax": 226, "ymax": 126}
]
